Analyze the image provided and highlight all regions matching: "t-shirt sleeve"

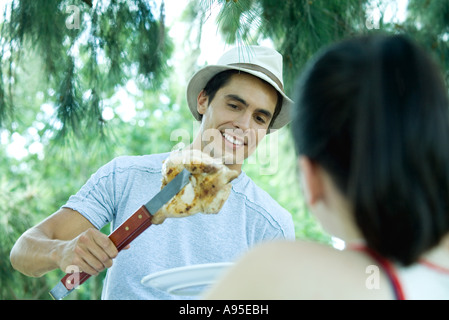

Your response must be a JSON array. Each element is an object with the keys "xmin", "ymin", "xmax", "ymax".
[
  {"xmin": 259, "ymin": 207, "xmax": 296, "ymax": 242},
  {"xmin": 62, "ymin": 159, "xmax": 118, "ymax": 230}
]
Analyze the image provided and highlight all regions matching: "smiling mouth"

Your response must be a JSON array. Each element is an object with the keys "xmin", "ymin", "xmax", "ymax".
[{"xmin": 222, "ymin": 132, "xmax": 245, "ymax": 146}]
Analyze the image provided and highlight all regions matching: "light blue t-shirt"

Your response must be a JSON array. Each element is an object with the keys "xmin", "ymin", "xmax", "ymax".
[{"xmin": 63, "ymin": 153, "xmax": 295, "ymax": 299}]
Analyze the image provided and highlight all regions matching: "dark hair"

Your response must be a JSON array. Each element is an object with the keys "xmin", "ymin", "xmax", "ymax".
[
  {"xmin": 202, "ymin": 69, "xmax": 283, "ymax": 129},
  {"xmin": 292, "ymin": 34, "xmax": 449, "ymax": 266}
]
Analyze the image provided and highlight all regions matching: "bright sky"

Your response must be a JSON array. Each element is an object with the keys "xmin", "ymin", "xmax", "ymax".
[{"xmin": 164, "ymin": 0, "xmax": 230, "ymax": 65}]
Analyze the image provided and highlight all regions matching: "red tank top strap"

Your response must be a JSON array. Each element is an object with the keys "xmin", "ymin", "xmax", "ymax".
[
  {"xmin": 419, "ymin": 259, "xmax": 449, "ymax": 275},
  {"xmin": 350, "ymin": 245, "xmax": 406, "ymax": 300}
]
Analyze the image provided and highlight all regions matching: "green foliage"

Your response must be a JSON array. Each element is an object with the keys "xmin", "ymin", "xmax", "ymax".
[
  {"xmin": 198, "ymin": 0, "xmax": 369, "ymax": 95},
  {"xmin": 0, "ymin": 0, "xmax": 173, "ymax": 139},
  {"xmin": 404, "ymin": 0, "xmax": 449, "ymax": 82},
  {"xmin": 0, "ymin": 178, "xmax": 51, "ymax": 299},
  {"xmin": 195, "ymin": 0, "xmax": 449, "ymax": 96},
  {"xmin": 8, "ymin": 0, "xmax": 68, "ymax": 75}
]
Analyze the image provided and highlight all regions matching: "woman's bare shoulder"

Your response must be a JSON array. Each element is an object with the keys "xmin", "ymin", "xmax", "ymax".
[{"xmin": 205, "ymin": 240, "xmax": 394, "ymax": 300}]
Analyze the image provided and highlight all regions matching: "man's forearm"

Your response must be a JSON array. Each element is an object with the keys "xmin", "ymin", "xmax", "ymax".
[{"xmin": 10, "ymin": 227, "xmax": 66, "ymax": 277}]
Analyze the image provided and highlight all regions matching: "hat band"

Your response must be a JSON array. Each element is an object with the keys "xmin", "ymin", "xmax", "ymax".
[{"xmin": 229, "ymin": 63, "xmax": 284, "ymax": 92}]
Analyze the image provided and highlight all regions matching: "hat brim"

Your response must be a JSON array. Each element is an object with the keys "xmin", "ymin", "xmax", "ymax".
[{"xmin": 186, "ymin": 65, "xmax": 293, "ymax": 130}]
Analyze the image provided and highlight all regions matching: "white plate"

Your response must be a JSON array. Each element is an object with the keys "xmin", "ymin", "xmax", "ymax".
[{"xmin": 141, "ymin": 262, "xmax": 233, "ymax": 296}]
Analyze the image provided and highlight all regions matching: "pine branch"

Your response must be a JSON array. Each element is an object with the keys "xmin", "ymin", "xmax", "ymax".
[
  {"xmin": 55, "ymin": 56, "xmax": 83, "ymax": 139},
  {"xmin": 81, "ymin": 0, "xmax": 93, "ymax": 7},
  {"xmin": 1, "ymin": 0, "xmax": 174, "ymax": 140}
]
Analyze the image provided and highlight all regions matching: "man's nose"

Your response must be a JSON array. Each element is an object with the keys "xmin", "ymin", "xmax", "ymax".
[{"xmin": 232, "ymin": 111, "xmax": 251, "ymax": 130}]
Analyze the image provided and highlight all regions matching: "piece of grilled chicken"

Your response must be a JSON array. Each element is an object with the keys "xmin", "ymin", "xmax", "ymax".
[{"xmin": 151, "ymin": 149, "xmax": 239, "ymax": 224}]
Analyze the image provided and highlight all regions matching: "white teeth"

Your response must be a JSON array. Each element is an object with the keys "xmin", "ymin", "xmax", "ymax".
[{"xmin": 223, "ymin": 133, "xmax": 243, "ymax": 146}]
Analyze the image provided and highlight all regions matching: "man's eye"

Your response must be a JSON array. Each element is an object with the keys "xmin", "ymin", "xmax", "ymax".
[
  {"xmin": 228, "ymin": 104, "xmax": 239, "ymax": 110},
  {"xmin": 255, "ymin": 115, "xmax": 267, "ymax": 124}
]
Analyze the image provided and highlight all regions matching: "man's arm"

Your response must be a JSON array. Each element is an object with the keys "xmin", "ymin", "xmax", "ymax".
[{"xmin": 10, "ymin": 208, "xmax": 119, "ymax": 277}]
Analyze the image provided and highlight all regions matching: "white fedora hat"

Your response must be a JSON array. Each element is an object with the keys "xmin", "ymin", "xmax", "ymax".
[{"xmin": 186, "ymin": 45, "xmax": 293, "ymax": 130}]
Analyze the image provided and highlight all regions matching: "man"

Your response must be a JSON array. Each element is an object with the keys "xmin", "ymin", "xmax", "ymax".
[{"xmin": 10, "ymin": 46, "xmax": 295, "ymax": 299}]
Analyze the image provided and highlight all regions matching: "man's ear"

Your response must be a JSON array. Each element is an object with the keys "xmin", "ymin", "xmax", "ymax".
[
  {"xmin": 298, "ymin": 156, "xmax": 325, "ymax": 206},
  {"xmin": 197, "ymin": 90, "xmax": 209, "ymax": 115}
]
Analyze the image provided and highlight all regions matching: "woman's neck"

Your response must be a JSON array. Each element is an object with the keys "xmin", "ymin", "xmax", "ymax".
[{"xmin": 422, "ymin": 235, "xmax": 449, "ymax": 269}]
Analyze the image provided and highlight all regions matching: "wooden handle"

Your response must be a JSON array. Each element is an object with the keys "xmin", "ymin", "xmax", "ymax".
[
  {"xmin": 58, "ymin": 205, "xmax": 153, "ymax": 291},
  {"xmin": 109, "ymin": 205, "xmax": 152, "ymax": 250}
]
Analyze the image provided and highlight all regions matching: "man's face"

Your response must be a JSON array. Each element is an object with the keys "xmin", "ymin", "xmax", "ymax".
[{"xmin": 196, "ymin": 72, "xmax": 278, "ymax": 171}]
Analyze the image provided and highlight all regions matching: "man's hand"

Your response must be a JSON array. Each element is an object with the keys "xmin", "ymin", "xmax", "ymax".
[
  {"xmin": 10, "ymin": 208, "xmax": 130, "ymax": 278},
  {"xmin": 59, "ymin": 228, "xmax": 121, "ymax": 275}
]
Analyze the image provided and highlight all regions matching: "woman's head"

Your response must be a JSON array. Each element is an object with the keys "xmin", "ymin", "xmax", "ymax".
[{"xmin": 292, "ymin": 34, "xmax": 449, "ymax": 265}]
